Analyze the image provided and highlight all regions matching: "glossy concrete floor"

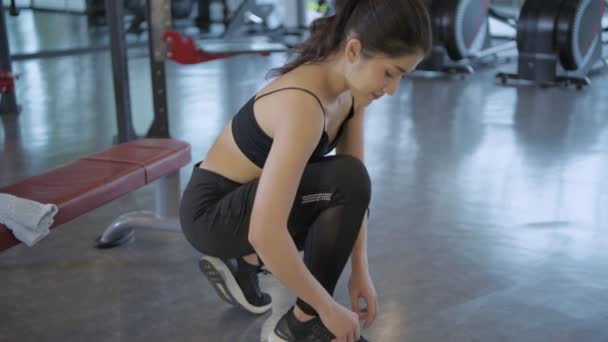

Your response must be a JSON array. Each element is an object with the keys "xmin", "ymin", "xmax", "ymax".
[{"xmin": 2, "ymin": 10, "xmax": 608, "ymax": 342}]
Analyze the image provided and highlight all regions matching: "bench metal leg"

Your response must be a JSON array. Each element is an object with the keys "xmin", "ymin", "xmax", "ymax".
[
  {"xmin": 155, "ymin": 169, "xmax": 180, "ymax": 218},
  {"xmin": 96, "ymin": 171, "xmax": 182, "ymax": 248}
]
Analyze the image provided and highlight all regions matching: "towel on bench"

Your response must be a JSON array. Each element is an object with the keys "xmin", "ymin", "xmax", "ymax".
[{"xmin": 0, "ymin": 193, "xmax": 58, "ymax": 247}]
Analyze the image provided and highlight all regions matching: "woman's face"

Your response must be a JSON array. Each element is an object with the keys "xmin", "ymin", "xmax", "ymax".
[{"xmin": 344, "ymin": 39, "xmax": 424, "ymax": 106}]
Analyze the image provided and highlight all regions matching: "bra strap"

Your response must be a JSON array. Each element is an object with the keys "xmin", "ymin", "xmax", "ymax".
[{"xmin": 254, "ymin": 87, "xmax": 326, "ymax": 116}]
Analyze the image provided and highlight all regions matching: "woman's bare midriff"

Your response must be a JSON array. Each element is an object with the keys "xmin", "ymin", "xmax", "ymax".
[{"xmin": 199, "ymin": 121, "xmax": 263, "ymax": 184}]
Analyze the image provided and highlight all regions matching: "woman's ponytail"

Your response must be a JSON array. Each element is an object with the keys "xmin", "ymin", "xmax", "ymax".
[{"xmin": 268, "ymin": 0, "xmax": 359, "ymax": 77}]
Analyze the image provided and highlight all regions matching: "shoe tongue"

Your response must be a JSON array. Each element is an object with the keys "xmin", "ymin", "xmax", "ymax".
[{"xmin": 237, "ymin": 258, "xmax": 261, "ymax": 272}]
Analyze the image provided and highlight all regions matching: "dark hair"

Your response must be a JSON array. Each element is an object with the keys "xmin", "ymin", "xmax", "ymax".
[{"xmin": 269, "ymin": 0, "xmax": 432, "ymax": 77}]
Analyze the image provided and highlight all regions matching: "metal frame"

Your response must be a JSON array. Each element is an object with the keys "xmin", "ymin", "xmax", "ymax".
[
  {"xmin": 105, "ymin": 0, "xmax": 137, "ymax": 143},
  {"xmin": 6, "ymin": 0, "xmax": 88, "ymax": 14},
  {"xmin": 9, "ymin": 0, "xmax": 19, "ymax": 16},
  {"xmin": 10, "ymin": 42, "xmax": 147, "ymax": 61},
  {"xmin": 144, "ymin": 0, "xmax": 171, "ymax": 138},
  {"xmin": 223, "ymin": 0, "xmax": 257, "ymax": 38},
  {"xmin": 96, "ymin": 0, "xmax": 178, "ymax": 248},
  {"xmin": 96, "ymin": 171, "xmax": 182, "ymax": 248},
  {"xmin": 105, "ymin": 0, "xmax": 172, "ymax": 140},
  {"xmin": 6, "ymin": 0, "xmax": 147, "ymax": 63},
  {"xmin": 0, "ymin": 4, "xmax": 19, "ymax": 116}
]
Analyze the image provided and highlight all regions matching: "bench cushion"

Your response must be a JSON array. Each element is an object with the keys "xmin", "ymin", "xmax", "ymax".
[{"xmin": 0, "ymin": 139, "xmax": 191, "ymax": 252}]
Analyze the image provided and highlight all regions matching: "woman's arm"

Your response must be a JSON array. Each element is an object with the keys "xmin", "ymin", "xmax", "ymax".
[
  {"xmin": 248, "ymin": 91, "xmax": 334, "ymax": 315},
  {"xmin": 335, "ymin": 104, "xmax": 368, "ymax": 271}
]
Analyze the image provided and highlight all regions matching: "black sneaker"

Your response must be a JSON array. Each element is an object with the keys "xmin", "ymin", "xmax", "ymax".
[
  {"xmin": 199, "ymin": 255, "xmax": 272, "ymax": 314},
  {"xmin": 269, "ymin": 307, "xmax": 369, "ymax": 342}
]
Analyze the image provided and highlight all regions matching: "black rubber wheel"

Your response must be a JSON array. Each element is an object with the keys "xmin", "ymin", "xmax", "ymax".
[
  {"xmin": 556, "ymin": 0, "xmax": 605, "ymax": 71},
  {"xmin": 444, "ymin": 0, "xmax": 490, "ymax": 61}
]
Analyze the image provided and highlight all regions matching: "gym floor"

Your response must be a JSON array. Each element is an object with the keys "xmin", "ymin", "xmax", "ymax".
[{"xmin": 2, "ymin": 10, "xmax": 608, "ymax": 342}]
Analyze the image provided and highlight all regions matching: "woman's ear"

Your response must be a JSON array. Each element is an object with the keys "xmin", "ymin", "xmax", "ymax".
[{"xmin": 344, "ymin": 37, "xmax": 363, "ymax": 64}]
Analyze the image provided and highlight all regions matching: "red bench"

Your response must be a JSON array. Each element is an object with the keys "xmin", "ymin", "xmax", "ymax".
[{"xmin": 0, "ymin": 138, "xmax": 191, "ymax": 252}]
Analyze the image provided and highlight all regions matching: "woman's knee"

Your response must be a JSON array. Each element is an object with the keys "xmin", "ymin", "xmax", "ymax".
[{"xmin": 333, "ymin": 155, "xmax": 371, "ymax": 205}]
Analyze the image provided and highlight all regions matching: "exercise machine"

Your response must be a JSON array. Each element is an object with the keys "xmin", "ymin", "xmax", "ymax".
[
  {"xmin": 496, "ymin": 0, "xmax": 607, "ymax": 89},
  {"xmin": 415, "ymin": 0, "xmax": 517, "ymax": 76},
  {"xmin": 98, "ymin": 0, "xmax": 329, "ymax": 140},
  {"xmin": 162, "ymin": 0, "xmax": 324, "ymax": 64},
  {"xmin": 85, "ymin": 0, "xmax": 195, "ymax": 29},
  {"xmin": 216, "ymin": 0, "xmax": 315, "ymax": 49}
]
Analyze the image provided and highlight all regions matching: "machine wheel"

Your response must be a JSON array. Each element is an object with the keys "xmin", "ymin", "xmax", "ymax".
[
  {"xmin": 556, "ymin": 0, "xmax": 605, "ymax": 71},
  {"xmin": 443, "ymin": 0, "xmax": 491, "ymax": 61}
]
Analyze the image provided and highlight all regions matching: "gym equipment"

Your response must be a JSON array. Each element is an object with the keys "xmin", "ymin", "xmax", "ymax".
[
  {"xmin": 0, "ymin": 70, "xmax": 17, "ymax": 94},
  {"xmin": 222, "ymin": 0, "xmax": 277, "ymax": 37},
  {"xmin": 163, "ymin": 31, "xmax": 288, "ymax": 64},
  {"xmin": 105, "ymin": 0, "xmax": 138, "ymax": 142},
  {"xmin": 0, "ymin": 5, "xmax": 18, "ymax": 116},
  {"xmin": 87, "ymin": 0, "xmax": 196, "ymax": 29},
  {"xmin": 219, "ymin": 0, "xmax": 309, "ymax": 49},
  {"xmin": 415, "ymin": 0, "xmax": 517, "ymax": 75},
  {"xmin": 496, "ymin": 0, "xmax": 607, "ymax": 89},
  {"xmin": 101, "ymin": 0, "xmax": 301, "ymax": 143},
  {"xmin": 0, "ymin": 138, "xmax": 191, "ymax": 252},
  {"xmin": 163, "ymin": 0, "xmax": 315, "ymax": 64},
  {"xmin": 489, "ymin": 0, "xmax": 521, "ymax": 26},
  {"xmin": 3, "ymin": 1, "xmax": 148, "ymax": 62},
  {"xmin": 126, "ymin": 0, "xmax": 196, "ymax": 34},
  {"xmin": 9, "ymin": 42, "xmax": 148, "ymax": 62},
  {"xmin": 9, "ymin": 0, "xmax": 19, "ymax": 16},
  {"xmin": 8, "ymin": 0, "xmax": 90, "ymax": 14}
]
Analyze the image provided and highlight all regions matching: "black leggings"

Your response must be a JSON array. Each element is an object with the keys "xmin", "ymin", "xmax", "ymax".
[{"xmin": 179, "ymin": 155, "xmax": 371, "ymax": 315}]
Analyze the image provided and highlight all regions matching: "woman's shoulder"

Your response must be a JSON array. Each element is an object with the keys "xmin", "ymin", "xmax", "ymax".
[
  {"xmin": 249, "ymin": 73, "xmax": 326, "ymax": 141},
  {"xmin": 255, "ymin": 79, "xmax": 325, "ymax": 112}
]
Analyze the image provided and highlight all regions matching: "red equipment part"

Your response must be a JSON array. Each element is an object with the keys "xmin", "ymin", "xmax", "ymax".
[
  {"xmin": 0, "ymin": 70, "xmax": 16, "ymax": 93},
  {"xmin": 163, "ymin": 31, "xmax": 236, "ymax": 64},
  {"xmin": 163, "ymin": 31, "xmax": 273, "ymax": 65}
]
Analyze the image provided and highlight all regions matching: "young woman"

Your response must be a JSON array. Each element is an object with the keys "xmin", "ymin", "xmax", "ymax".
[{"xmin": 179, "ymin": 1, "xmax": 431, "ymax": 340}]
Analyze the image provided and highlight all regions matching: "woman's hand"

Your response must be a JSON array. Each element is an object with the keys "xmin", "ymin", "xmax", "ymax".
[
  {"xmin": 348, "ymin": 267, "xmax": 379, "ymax": 329},
  {"xmin": 318, "ymin": 300, "xmax": 361, "ymax": 342}
]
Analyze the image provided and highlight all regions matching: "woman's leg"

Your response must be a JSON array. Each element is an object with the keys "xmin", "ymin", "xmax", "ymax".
[
  {"xmin": 271, "ymin": 155, "xmax": 372, "ymax": 341},
  {"xmin": 179, "ymin": 155, "xmax": 371, "ymax": 317},
  {"xmin": 287, "ymin": 155, "xmax": 372, "ymax": 316},
  {"xmin": 180, "ymin": 165, "xmax": 272, "ymax": 314}
]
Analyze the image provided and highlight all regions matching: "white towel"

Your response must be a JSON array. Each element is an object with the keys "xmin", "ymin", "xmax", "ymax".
[{"xmin": 0, "ymin": 193, "xmax": 58, "ymax": 247}]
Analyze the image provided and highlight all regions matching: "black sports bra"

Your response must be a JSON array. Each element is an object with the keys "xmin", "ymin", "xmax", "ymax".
[{"xmin": 231, "ymin": 87, "xmax": 355, "ymax": 168}]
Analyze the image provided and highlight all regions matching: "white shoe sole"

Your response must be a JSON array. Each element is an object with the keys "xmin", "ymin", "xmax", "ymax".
[{"xmin": 199, "ymin": 255, "xmax": 272, "ymax": 315}]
